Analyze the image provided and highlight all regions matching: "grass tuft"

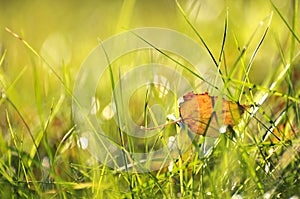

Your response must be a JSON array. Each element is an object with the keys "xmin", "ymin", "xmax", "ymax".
[{"xmin": 0, "ymin": 1, "xmax": 299, "ymax": 198}]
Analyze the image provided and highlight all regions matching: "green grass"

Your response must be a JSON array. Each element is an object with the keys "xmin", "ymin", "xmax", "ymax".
[{"xmin": 0, "ymin": 0, "xmax": 300, "ymax": 198}]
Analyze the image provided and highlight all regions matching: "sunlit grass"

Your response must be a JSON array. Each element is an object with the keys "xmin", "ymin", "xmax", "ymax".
[{"xmin": 0, "ymin": 0, "xmax": 299, "ymax": 198}]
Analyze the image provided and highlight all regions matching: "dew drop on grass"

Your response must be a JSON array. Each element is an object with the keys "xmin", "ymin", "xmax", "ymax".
[
  {"xmin": 90, "ymin": 96, "xmax": 100, "ymax": 115},
  {"xmin": 168, "ymin": 161, "xmax": 173, "ymax": 172},
  {"xmin": 167, "ymin": 136, "xmax": 176, "ymax": 150},
  {"xmin": 219, "ymin": 125, "xmax": 228, "ymax": 134},
  {"xmin": 102, "ymin": 102, "xmax": 116, "ymax": 120},
  {"xmin": 77, "ymin": 136, "xmax": 88, "ymax": 150}
]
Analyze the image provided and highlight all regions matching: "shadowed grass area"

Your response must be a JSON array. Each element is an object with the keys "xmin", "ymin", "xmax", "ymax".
[{"xmin": 0, "ymin": 0, "xmax": 299, "ymax": 198}]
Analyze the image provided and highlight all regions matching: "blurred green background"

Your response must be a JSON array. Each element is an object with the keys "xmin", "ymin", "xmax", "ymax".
[
  {"xmin": 0, "ymin": 0, "xmax": 298, "ymax": 155},
  {"xmin": 0, "ymin": 1, "xmax": 299, "ymax": 198}
]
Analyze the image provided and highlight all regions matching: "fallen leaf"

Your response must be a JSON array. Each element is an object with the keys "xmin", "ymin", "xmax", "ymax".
[{"xmin": 179, "ymin": 91, "xmax": 246, "ymax": 136}]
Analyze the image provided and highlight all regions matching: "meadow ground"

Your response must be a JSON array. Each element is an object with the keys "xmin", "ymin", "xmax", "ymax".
[{"xmin": 0, "ymin": 0, "xmax": 299, "ymax": 198}]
